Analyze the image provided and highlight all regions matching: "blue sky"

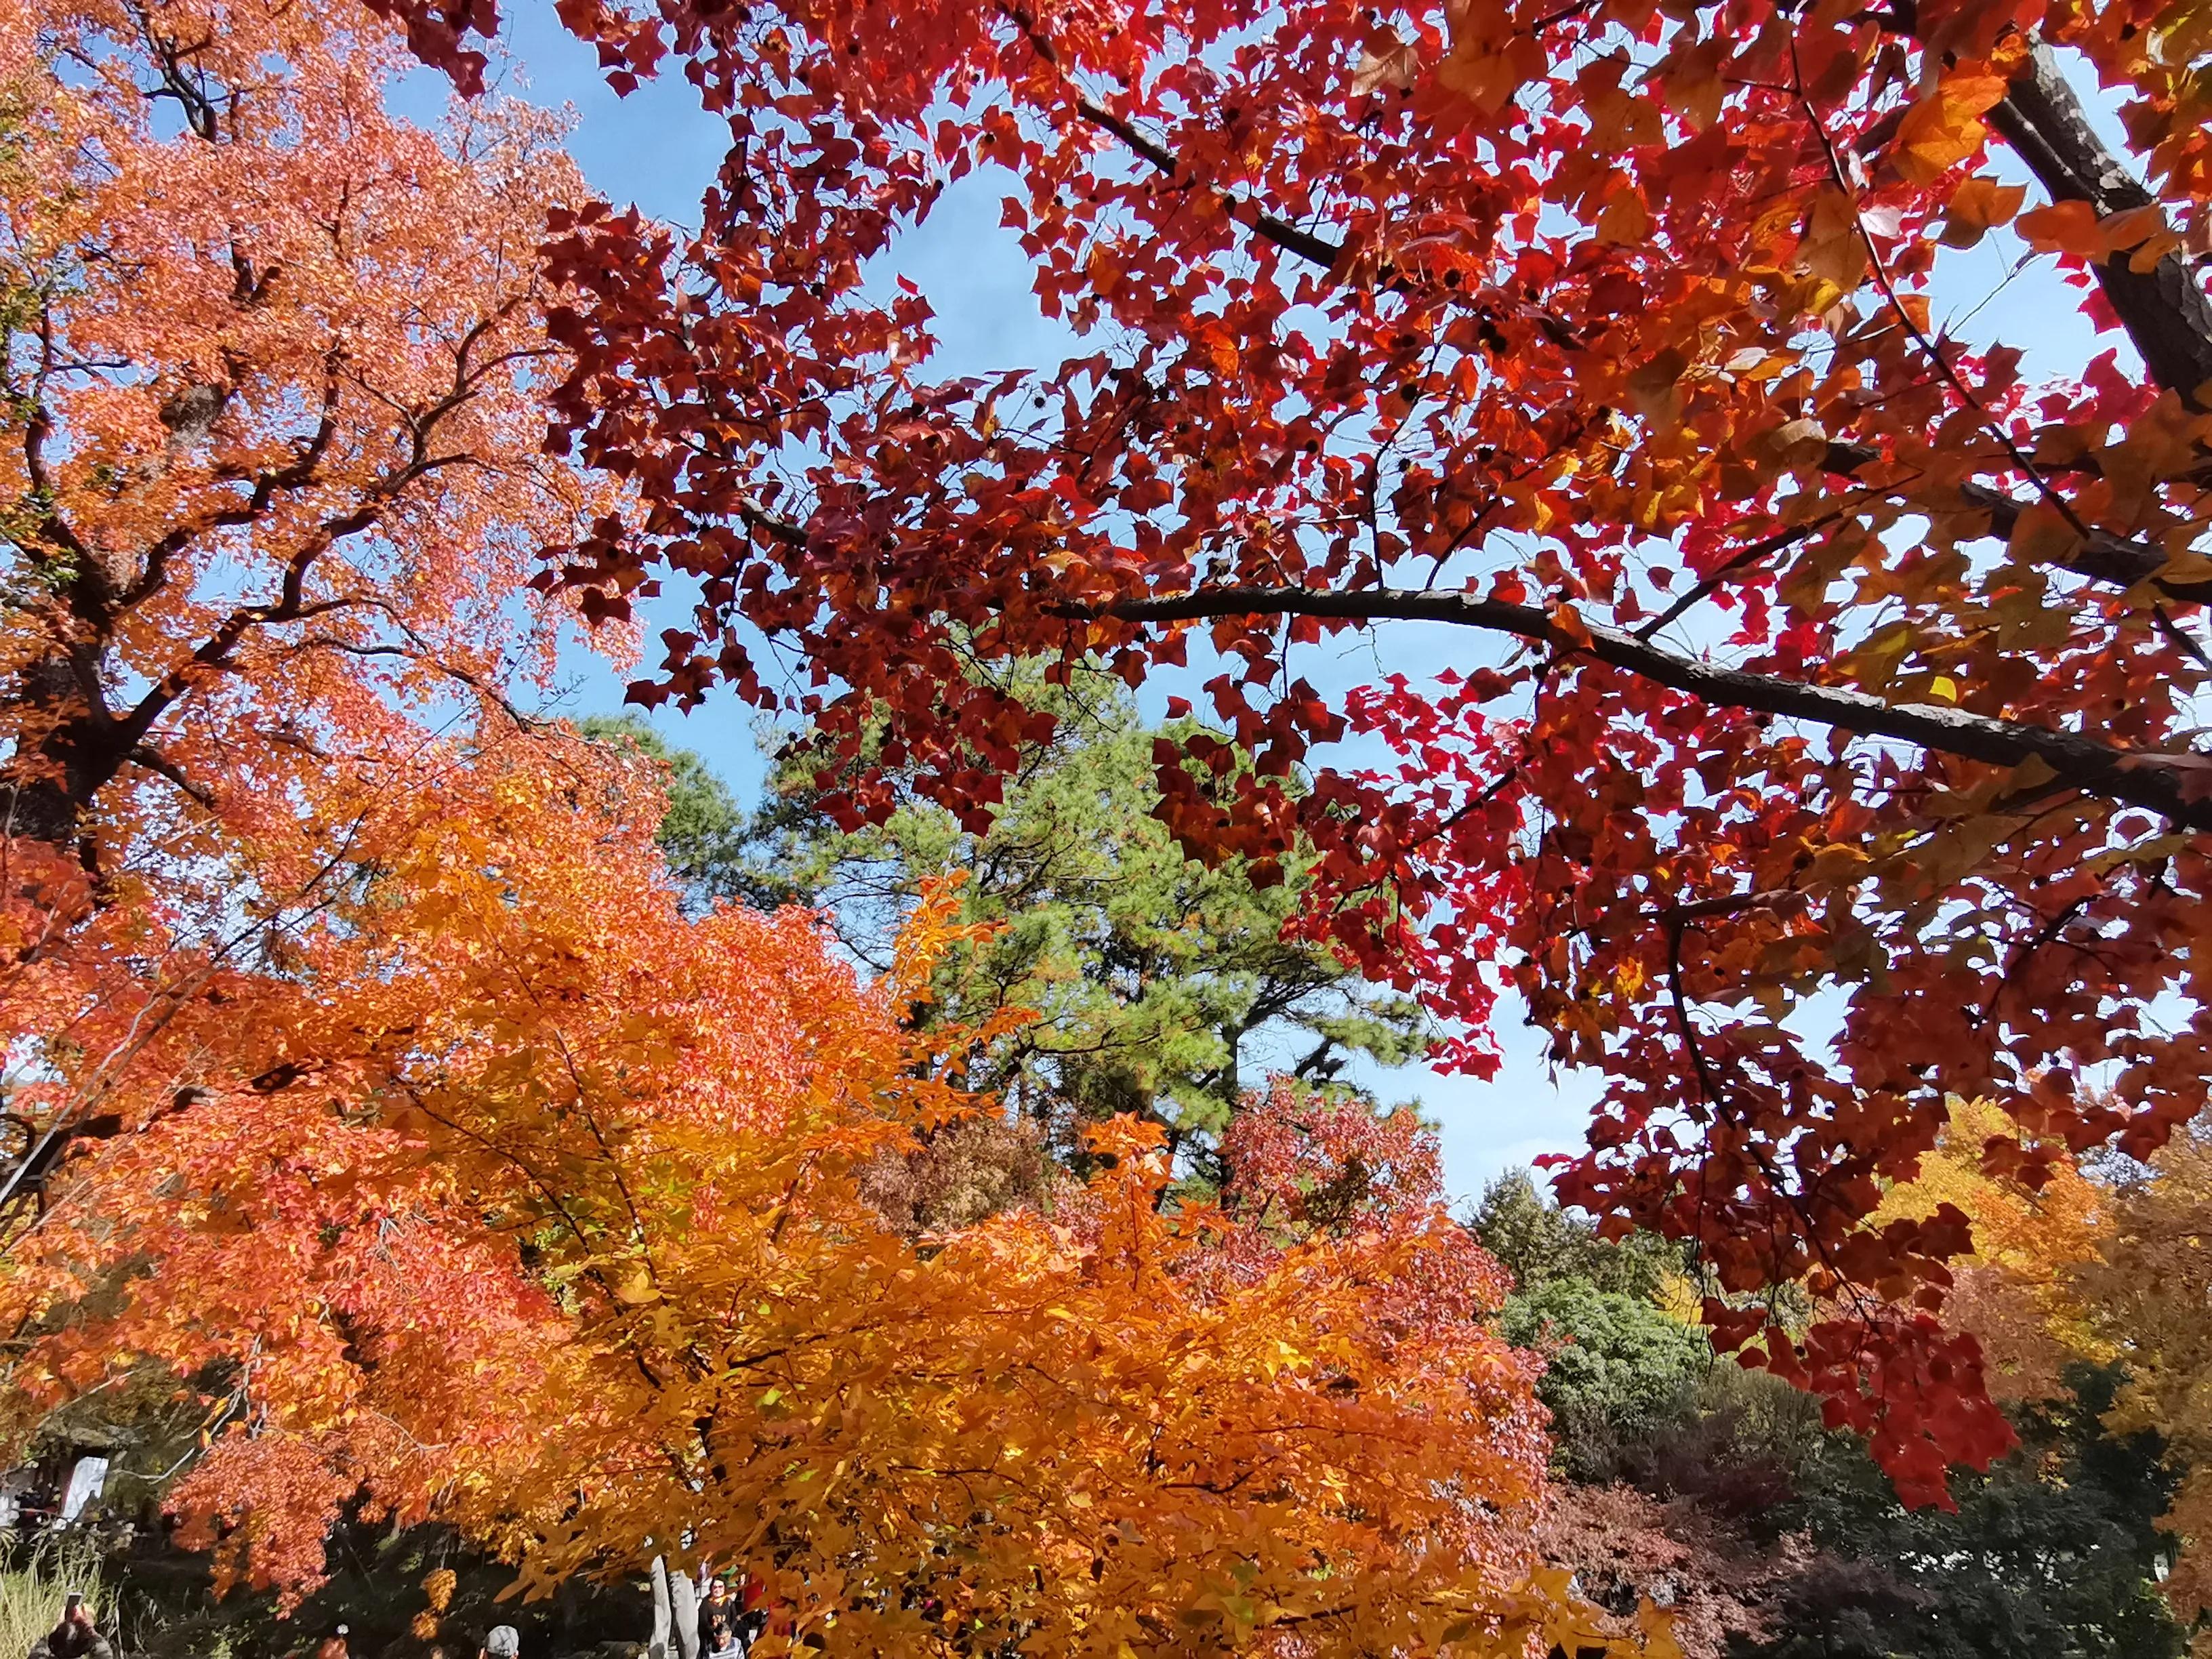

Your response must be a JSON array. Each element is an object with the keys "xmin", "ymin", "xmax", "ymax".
[{"xmin": 466, "ymin": 10, "xmax": 2111, "ymax": 1204}]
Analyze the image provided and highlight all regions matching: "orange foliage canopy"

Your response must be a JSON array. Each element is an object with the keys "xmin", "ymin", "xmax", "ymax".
[
  {"xmin": 1866, "ymin": 1099, "xmax": 2108, "ymax": 1403},
  {"xmin": 386, "ymin": 0, "xmax": 2212, "ymax": 1501},
  {"xmin": 0, "ymin": 0, "xmax": 610, "ymax": 1455},
  {"xmin": 0, "ymin": 0, "xmax": 606, "ymax": 866},
  {"xmin": 0, "ymin": 0, "xmax": 617, "ymax": 1269},
  {"xmin": 2065, "ymin": 1124, "xmax": 2212, "ymax": 1640},
  {"xmin": 6, "ymin": 756, "xmax": 1603, "ymax": 1656}
]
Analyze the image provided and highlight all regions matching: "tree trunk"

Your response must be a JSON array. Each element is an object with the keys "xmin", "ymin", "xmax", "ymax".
[
  {"xmin": 649, "ymin": 1556, "xmax": 672, "ymax": 1659},
  {"xmin": 671, "ymin": 1566, "xmax": 700, "ymax": 1659}
]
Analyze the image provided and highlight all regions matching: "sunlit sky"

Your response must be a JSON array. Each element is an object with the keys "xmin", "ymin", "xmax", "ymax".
[{"xmin": 448, "ymin": 9, "xmax": 2112, "ymax": 1204}]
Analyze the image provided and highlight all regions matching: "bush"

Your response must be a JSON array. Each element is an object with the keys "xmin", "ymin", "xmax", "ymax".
[{"xmin": 1500, "ymin": 1277, "xmax": 1710, "ymax": 1481}]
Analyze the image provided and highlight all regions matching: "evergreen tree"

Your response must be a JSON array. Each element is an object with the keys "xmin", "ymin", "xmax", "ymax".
[{"xmin": 588, "ymin": 690, "xmax": 1428, "ymax": 1180}]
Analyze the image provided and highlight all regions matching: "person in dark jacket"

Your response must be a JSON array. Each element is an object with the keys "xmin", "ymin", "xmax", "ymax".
[
  {"xmin": 697, "ymin": 1576, "xmax": 734, "ymax": 1657},
  {"xmin": 34, "ymin": 1593, "xmax": 115, "ymax": 1659}
]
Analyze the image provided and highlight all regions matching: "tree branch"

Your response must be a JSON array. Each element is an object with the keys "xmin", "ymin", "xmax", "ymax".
[
  {"xmin": 1820, "ymin": 440, "xmax": 2207, "ymax": 601},
  {"xmin": 1989, "ymin": 39, "xmax": 2212, "ymax": 409},
  {"xmin": 122, "ymin": 354, "xmax": 345, "ymax": 609},
  {"xmin": 125, "ymin": 744, "xmax": 216, "ymax": 809},
  {"xmin": 1637, "ymin": 515, "xmax": 1843, "ymax": 640},
  {"xmin": 1069, "ymin": 96, "xmax": 1344, "ymax": 271},
  {"xmin": 1090, "ymin": 584, "xmax": 2212, "ymax": 830}
]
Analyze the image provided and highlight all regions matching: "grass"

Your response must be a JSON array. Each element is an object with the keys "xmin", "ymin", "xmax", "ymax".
[{"xmin": 0, "ymin": 1532, "xmax": 109, "ymax": 1656}]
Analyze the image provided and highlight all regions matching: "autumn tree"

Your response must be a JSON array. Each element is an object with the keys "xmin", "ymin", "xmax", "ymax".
[
  {"xmin": 2062, "ymin": 1121, "xmax": 2212, "ymax": 1644},
  {"xmin": 0, "ymin": 10, "xmax": 1670, "ymax": 1650},
  {"xmin": 0, "ymin": 0, "xmax": 605, "ymax": 855},
  {"xmin": 0, "ymin": 0, "xmax": 614, "ymax": 1247},
  {"xmin": 1495, "ymin": 1151, "xmax": 2187, "ymax": 1658},
  {"xmin": 1904, "ymin": 1103, "xmax": 2212, "ymax": 1643},
  {"xmin": 1532, "ymin": 1482, "xmax": 1799, "ymax": 1659},
  {"xmin": 1864, "ymin": 1096, "xmax": 2112, "ymax": 1401},
  {"xmin": 3, "ymin": 760, "xmax": 1631, "ymax": 1656},
  {"xmin": 375, "ymin": 0, "xmax": 2212, "ymax": 1492}
]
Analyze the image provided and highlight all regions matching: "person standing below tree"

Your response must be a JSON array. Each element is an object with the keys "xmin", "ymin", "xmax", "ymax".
[{"xmin": 696, "ymin": 1575, "xmax": 735, "ymax": 1656}]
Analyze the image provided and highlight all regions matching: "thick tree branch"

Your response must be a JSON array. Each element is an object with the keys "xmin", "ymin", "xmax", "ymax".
[
  {"xmin": 1091, "ymin": 584, "xmax": 2212, "ymax": 831},
  {"xmin": 125, "ymin": 743, "xmax": 216, "ymax": 809},
  {"xmin": 5, "ymin": 306, "xmax": 523, "ymax": 846},
  {"xmin": 1990, "ymin": 39, "xmax": 2212, "ymax": 409},
  {"xmin": 1818, "ymin": 438, "xmax": 2207, "ymax": 601},
  {"xmin": 107, "ymin": 501, "xmax": 380, "ymax": 763}
]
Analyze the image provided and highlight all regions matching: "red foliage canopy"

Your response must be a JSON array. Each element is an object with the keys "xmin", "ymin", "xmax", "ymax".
[{"xmin": 382, "ymin": 0, "xmax": 2212, "ymax": 1500}]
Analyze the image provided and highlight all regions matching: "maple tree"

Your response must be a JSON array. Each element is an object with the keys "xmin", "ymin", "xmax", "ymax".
[
  {"xmin": 1863, "ymin": 1096, "xmax": 2110, "ymax": 1401},
  {"xmin": 377, "ymin": 0, "xmax": 2212, "ymax": 1497},
  {"xmin": 1901, "ymin": 1105, "xmax": 2212, "ymax": 1644},
  {"xmin": 0, "ymin": 0, "xmax": 604, "ymax": 859},
  {"xmin": 1531, "ymin": 1483, "xmax": 1799, "ymax": 1659},
  {"xmin": 3, "ymin": 770, "xmax": 1621, "ymax": 1655},
  {"xmin": 0, "ymin": 0, "xmax": 616, "ymax": 1260}
]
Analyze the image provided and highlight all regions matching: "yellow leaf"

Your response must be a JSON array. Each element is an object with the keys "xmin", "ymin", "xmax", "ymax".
[
  {"xmin": 1940, "ymin": 176, "xmax": 2026, "ymax": 247},
  {"xmin": 1809, "ymin": 843, "xmax": 1872, "ymax": 883},
  {"xmin": 1893, "ymin": 73, "xmax": 2010, "ymax": 184}
]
